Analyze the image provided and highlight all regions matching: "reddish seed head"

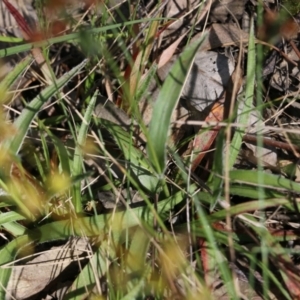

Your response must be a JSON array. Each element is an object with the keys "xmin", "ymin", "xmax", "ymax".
[{"xmin": 258, "ymin": 8, "xmax": 299, "ymax": 41}]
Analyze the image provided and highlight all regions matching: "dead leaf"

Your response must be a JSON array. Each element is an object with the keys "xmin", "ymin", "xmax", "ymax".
[
  {"xmin": 239, "ymin": 102, "xmax": 278, "ymax": 168},
  {"xmin": 158, "ymin": 33, "xmax": 187, "ymax": 69},
  {"xmin": 5, "ymin": 238, "xmax": 90, "ymax": 300},
  {"xmin": 164, "ymin": 0, "xmax": 200, "ymax": 35},
  {"xmin": 155, "ymin": 50, "xmax": 234, "ymax": 114},
  {"xmin": 209, "ymin": 0, "xmax": 248, "ymax": 23},
  {"xmin": 191, "ymin": 100, "xmax": 224, "ymax": 171},
  {"xmin": 183, "ymin": 50, "xmax": 235, "ymax": 112},
  {"xmin": 193, "ymin": 23, "xmax": 249, "ymax": 51},
  {"xmin": 141, "ymin": 50, "xmax": 233, "ymax": 149}
]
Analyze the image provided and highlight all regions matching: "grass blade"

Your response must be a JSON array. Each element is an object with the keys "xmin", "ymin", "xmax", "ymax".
[
  {"xmin": 2, "ymin": 59, "xmax": 87, "ymax": 155},
  {"xmin": 0, "ymin": 56, "xmax": 32, "ymax": 104},
  {"xmin": 1, "ymin": 221, "xmax": 26, "ymax": 237},
  {"xmin": 65, "ymin": 240, "xmax": 116, "ymax": 300},
  {"xmin": 0, "ymin": 183, "xmax": 194, "ymax": 295},
  {"xmin": 0, "ymin": 19, "xmax": 164, "ymax": 58},
  {"xmin": 100, "ymin": 119, "xmax": 159, "ymax": 193},
  {"xmin": 147, "ymin": 35, "xmax": 206, "ymax": 174},
  {"xmin": 229, "ymin": 17, "xmax": 256, "ymax": 168},
  {"xmin": 230, "ymin": 170, "xmax": 300, "ymax": 193},
  {"xmin": 72, "ymin": 91, "xmax": 97, "ymax": 213},
  {"xmin": 0, "ymin": 211, "xmax": 25, "ymax": 225}
]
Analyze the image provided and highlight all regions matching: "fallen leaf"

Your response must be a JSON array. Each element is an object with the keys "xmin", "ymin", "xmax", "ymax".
[
  {"xmin": 158, "ymin": 32, "xmax": 187, "ymax": 69},
  {"xmin": 209, "ymin": 0, "xmax": 247, "ymax": 23},
  {"xmin": 6, "ymin": 238, "xmax": 90, "ymax": 300},
  {"xmin": 192, "ymin": 23, "xmax": 249, "ymax": 51},
  {"xmin": 158, "ymin": 50, "xmax": 234, "ymax": 113},
  {"xmin": 191, "ymin": 100, "xmax": 224, "ymax": 171}
]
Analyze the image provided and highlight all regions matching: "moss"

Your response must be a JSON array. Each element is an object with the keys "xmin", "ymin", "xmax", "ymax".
[{"xmin": 282, "ymin": 0, "xmax": 300, "ymax": 15}]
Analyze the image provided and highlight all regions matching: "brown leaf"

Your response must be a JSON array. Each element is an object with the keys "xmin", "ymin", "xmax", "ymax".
[
  {"xmin": 191, "ymin": 100, "xmax": 224, "ymax": 171},
  {"xmin": 158, "ymin": 33, "xmax": 187, "ymax": 69},
  {"xmin": 6, "ymin": 238, "xmax": 90, "ymax": 299},
  {"xmin": 192, "ymin": 23, "xmax": 249, "ymax": 51}
]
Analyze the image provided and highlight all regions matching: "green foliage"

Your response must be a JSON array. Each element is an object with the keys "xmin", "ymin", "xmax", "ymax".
[
  {"xmin": 0, "ymin": 2, "xmax": 299, "ymax": 299},
  {"xmin": 282, "ymin": 0, "xmax": 300, "ymax": 14},
  {"xmin": 147, "ymin": 34, "xmax": 206, "ymax": 174}
]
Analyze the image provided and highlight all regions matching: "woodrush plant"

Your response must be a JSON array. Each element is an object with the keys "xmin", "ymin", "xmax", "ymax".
[{"xmin": 0, "ymin": 1, "xmax": 299, "ymax": 300}]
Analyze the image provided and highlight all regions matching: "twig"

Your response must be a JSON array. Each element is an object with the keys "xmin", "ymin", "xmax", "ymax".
[{"xmin": 243, "ymin": 134, "xmax": 300, "ymax": 155}]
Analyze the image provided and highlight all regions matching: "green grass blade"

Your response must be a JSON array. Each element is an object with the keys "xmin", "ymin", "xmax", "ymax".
[
  {"xmin": 0, "ymin": 211, "xmax": 25, "ymax": 225},
  {"xmin": 50, "ymin": 135, "xmax": 71, "ymax": 176},
  {"xmin": 124, "ymin": 228, "xmax": 150, "ymax": 296},
  {"xmin": 192, "ymin": 192, "xmax": 239, "ymax": 299},
  {"xmin": 72, "ymin": 91, "xmax": 97, "ymax": 213},
  {"xmin": 1, "ymin": 222, "xmax": 26, "ymax": 237},
  {"xmin": 66, "ymin": 229, "xmax": 150, "ymax": 300},
  {"xmin": 0, "ymin": 56, "xmax": 32, "ymax": 104},
  {"xmin": 38, "ymin": 122, "xmax": 72, "ymax": 176},
  {"xmin": 147, "ymin": 35, "xmax": 206, "ymax": 174},
  {"xmin": 2, "ymin": 59, "xmax": 87, "ymax": 155},
  {"xmin": 230, "ymin": 170, "xmax": 300, "ymax": 193},
  {"xmin": 0, "ymin": 19, "xmax": 164, "ymax": 58},
  {"xmin": 242, "ymin": 217, "xmax": 294, "ymax": 299},
  {"xmin": 0, "ymin": 36, "xmax": 23, "ymax": 43},
  {"xmin": 40, "ymin": 132, "xmax": 51, "ymax": 173},
  {"xmin": 126, "ymin": 227, "xmax": 150, "ymax": 274},
  {"xmin": 65, "ymin": 240, "xmax": 117, "ymax": 300},
  {"xmin": 207, "ymin": 130, "xmax": 225, "ymax": 211},
  {"xmin": 0, "ymin": 184, "xmax": 193, "ymax": 295},
  {"xmin": 121, "ymin": 271, "xmax": 148, "ymax": 300},
  {"xmin": 0, "ymin": 211, "xmax": 26, "ymax": 238},
  {"xmin": 229, "ymin": 17, "xmax": 256, "ymax": 168},
  {"xmin": 210, "ymin": 198, "xmax": 295, "ymax": 222},
  {"xmin": 0, "ymin": 235, "xmax": 31, "ymax": 299},
  {"xmin": 135, "ymin": 63, "xmax": 157, "ymax": 103},
  {"xmin": 229, "ymin": 184, "xmax": 284, "ymax": 199},
  {"xmin": 100, "ymin": 119, "xmax": 159, "ymax": 193}
]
